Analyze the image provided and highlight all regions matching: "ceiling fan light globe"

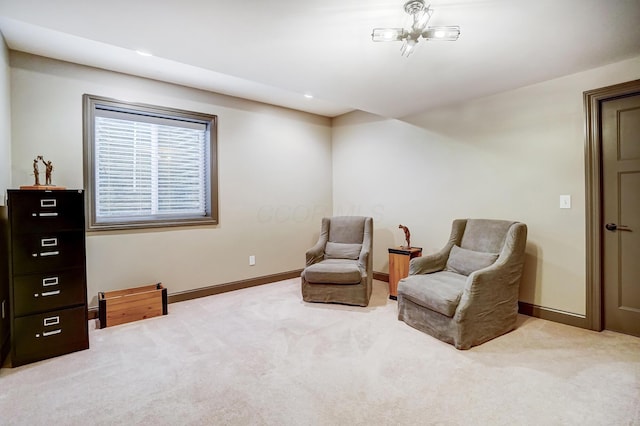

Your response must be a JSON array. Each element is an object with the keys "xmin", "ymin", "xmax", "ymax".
[
  {"xmin": 372, "ymin": 28, "xmax": 406, "ymax": 42},
  {"xmin": 401, "ymin": 38, "xmax": 417, "ymax": 57},
  {"xmin": 415, "ymin": 7, "xmax": 433, "ymax": 30},
  {"xmin": 423, "ymin": 26, "xmax": 461, "ymax": 41}
]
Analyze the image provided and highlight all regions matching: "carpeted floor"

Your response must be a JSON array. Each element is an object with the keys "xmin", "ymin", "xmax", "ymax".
[{"xmin": 1, "ymin": 279, "xmax": 639, "ymax": 425}]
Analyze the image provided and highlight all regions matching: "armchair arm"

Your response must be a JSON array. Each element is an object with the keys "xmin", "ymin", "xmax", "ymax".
[
  {"xmin": 453, "ymin": 260, "xmax": 523, "ymax": 323},
  {"xmin": 409, "ymin": 244, "xmax": 452, "ymax": 275},
  {"xmin": 454, "ymin": 223, "xmax": 527, "ymax": 322},
  {"xmin": 305, "ymin": 241, "xmax": 325, "ymax": 266},
  {"xmin": 409, "ymin": 219, "xmax": 467, "ymax": 275},
  {"xmin": 305, "ymin": 218, "xmax": 331, "ymax": 266},
  {"xmin": 358, "ymin": 249, "xmax": 370, "ymax": 274},
  {"xmin": 359, "ymin": 216, "xmax": 373, "ymax": 276}
]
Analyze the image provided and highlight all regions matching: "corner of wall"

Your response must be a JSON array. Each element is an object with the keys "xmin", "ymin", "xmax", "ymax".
[{"xmin": 0, "ymin": 31, "xmax": 12, "ymax": 205}]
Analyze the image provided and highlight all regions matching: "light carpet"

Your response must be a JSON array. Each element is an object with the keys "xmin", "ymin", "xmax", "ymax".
[{"xmin": 1, "ymin": 279, "xmax": 639, "ymax": 425}]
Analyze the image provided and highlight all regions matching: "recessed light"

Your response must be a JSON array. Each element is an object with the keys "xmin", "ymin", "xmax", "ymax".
[
  {"xmin": 135, "ymin": 50, "xmax": 153, "ymax": 57},
  {"xmin": 304, "ymin": 93, "xmax": 314, "ymax": 99}
]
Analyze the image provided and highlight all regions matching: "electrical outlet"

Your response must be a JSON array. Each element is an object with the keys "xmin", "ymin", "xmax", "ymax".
[
  {"xmin": 249, "ymin": 255, "xmax": 256, "ymax": 266},
  {"xmin": 560, "ymin": 195, "xmax": 571, "ymax": 209}
]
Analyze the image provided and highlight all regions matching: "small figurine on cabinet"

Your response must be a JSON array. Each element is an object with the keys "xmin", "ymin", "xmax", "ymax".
[
  {"xmin": 398, "ymin": 224, "xmax": 411, "ymax": 249},
  {"xmin": 41, "ymin": 157, "xmax": 54, "ymax": 186},
  {"xmin": 23, "ymin": 155, "xmax": 64, "ymax": 190},
  {"xmin": 32, "ymin": 157, "xmax": 41, "ymax": 186}
]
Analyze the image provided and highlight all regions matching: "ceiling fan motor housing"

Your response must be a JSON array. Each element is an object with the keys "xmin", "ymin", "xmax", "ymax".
[{"xmin": 404, "ymin": 0, "xmax": 427, "ymax": 15}]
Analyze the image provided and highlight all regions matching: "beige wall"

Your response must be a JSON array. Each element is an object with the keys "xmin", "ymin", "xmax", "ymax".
[
  {"xmin": 0, "ymin": 32, "xmax": 10, "ymax": 205},
  {"xmin": 7, "ymin": 47, "xmax": 640, "ymax": 317},
  {"xmin": 9, "ymin": 52, "xmax": 333, "ymax": 308},
  {"xmin": 332, "ymin": 55, "xmax": 640, "ymax": 316}
]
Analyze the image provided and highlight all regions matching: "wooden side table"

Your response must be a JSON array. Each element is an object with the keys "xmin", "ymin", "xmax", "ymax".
[{"xmin": 388, "ymin": 247, "xmax": 422, "ymax": 300}]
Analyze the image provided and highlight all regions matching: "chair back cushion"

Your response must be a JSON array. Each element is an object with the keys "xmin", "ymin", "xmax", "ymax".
[
  {"xmin": 328, "ymin": 216, "xmax": 366, "ymax": 244},
  {"xmin": 460, "ymin": 219, "xmax": 515, "ymax": 253},
  {"xmin": 445, "ymin": 245, "xmax": 499, "ymax": 276},
  {"xmin": 324, "ymin": 242, "xmax": 362, "ymax": 260}
]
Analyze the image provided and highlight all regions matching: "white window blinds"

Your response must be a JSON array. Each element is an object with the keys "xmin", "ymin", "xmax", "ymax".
[{"xmin": 94, "ymin": 108, "xmax": 209, "ymax": 222}]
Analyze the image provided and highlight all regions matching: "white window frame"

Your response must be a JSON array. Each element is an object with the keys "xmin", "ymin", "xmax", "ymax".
[{"xmin": 83, "ymin": 94, "xmax": 218, "ymax": 231}]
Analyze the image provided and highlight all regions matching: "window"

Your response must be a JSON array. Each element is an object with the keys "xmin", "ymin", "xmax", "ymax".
[{"xmin": 83, "ymin": 95, "xmax": 218, "ymax": 230}]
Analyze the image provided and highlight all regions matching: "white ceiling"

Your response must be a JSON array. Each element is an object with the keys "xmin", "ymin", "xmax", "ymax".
[{"xmin": 1, "ymin": 0, "xmax": 639, "ymax": 118}]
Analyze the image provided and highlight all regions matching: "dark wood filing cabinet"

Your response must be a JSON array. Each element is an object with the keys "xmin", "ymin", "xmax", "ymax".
[
  {"xmin": 3, "ymin": 189, "xmax": 89, "ymax": 367},
  {"xmin": 0, "ymin": 204, "xmax": 9, "ymax": 366}
]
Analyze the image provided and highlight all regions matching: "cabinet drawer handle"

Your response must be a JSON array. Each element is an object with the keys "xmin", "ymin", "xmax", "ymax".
[
  {"xmin": 39, "ymin": 251, "xmax": 60, "ymax": 257},
  {"xmin": 41, "ymin": 290, "xmax": 61, "ymax": 297},
  {"xmin": 44, "ymin": 316, "xmax": 60, "ymax": 326},
  {"xmin": 41, "ymin": 329, "xmax": 62, "ymax": 337},
  {"xmin": 43, "ymin": 276, "xmax": 59, "ymax": 286},
  {"xmin": 41, "ymin": 238, "xmax": 58, "ymax": 247},
  {"xmin": 39, "ymin": 212, "xmax": 59, "ymax": 217},
  {"xmin": 40, "ymin": 199, "xmax": 57, "ymax": 207}
]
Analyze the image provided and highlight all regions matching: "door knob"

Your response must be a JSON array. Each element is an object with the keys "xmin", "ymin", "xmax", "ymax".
[{"xmin": 605, "ymin": 223, "xmax": 632, "ymax": 232}]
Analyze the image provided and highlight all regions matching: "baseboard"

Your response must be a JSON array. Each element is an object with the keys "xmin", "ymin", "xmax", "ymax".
[
  {"xmin": 373, "ymin": 272, "xmax": 389, "ymax": 282},
  {"xmin": 88, "ymin": 269, "xmax": 303, "ymax": 320},
  {"xmin": 88, "ymin": 272, "xmax": 589, "ymax": 331},
  {"xmin": 518, "ymin": 302, "xmax": 588, "ymax": 329}
]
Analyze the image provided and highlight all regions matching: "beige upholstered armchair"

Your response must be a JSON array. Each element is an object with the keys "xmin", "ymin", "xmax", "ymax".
[
  {"xmin": 397, "ymin": 219, "xmax": 527, "ymax": 349},
  {"xmin": 301, "ymin": 216, "xmax": 373, "ymax": 307}
]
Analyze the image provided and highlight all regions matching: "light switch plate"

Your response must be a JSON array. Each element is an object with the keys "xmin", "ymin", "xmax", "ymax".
[{"xmin": 560, "ymin": 195, "xmax": 571, "ymax": 209}]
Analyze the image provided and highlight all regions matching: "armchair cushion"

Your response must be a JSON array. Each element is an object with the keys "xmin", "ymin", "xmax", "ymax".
[
  {"xmin": 398, "ymin": 271, "xmax": 467, "ymax": 317},
  {"xmin": 324, "ymin": 242, "xmax": 362, "ymax": 260},
  {"xmin": 303, "ymin": 259, "xmax": 362, "ymax": 284},
  {"xmin": 444, "ymin": 245, "xmax": 498, "ymax": 276}
]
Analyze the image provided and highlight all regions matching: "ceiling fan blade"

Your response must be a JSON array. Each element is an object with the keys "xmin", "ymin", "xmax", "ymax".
[
  {"xmin": 372, "ymin": 28, "xmax": 407, "ymax": 42},
  {"xmin": 422, "ymin": 26, "xmax": 461, "ymax": 41}
]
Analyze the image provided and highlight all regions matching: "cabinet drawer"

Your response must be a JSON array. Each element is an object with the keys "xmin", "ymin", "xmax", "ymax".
[
  {"xmin": 13, "ymin": 269, "xmax": 86, "ymax": 316},
  {"xmin": 13, "ymin": 305, "xmax": 88, "ymax": 366},
  {"xmin": 11, "ymin": 232, "xmax": 85, "ymax": 275},
  {"xmin": 8, "ymin": 190, "xmax": 84, "ymax": 234}
]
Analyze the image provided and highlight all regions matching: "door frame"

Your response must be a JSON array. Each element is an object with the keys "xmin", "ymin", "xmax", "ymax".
[{"xmin": 584, "ymin": 79, "xmax": 640, "ymax": 331}]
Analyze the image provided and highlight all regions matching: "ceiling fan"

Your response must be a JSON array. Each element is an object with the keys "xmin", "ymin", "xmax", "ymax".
[{"xmin": 372, "ymin": 0, "xmax": 461, "ymax": 57}]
